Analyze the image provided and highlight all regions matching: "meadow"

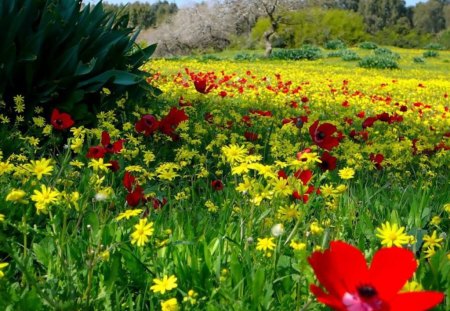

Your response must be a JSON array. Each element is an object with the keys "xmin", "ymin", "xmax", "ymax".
[{"xmin": 0, "ymin": 46, "xmax": 449, "ymax": 310}]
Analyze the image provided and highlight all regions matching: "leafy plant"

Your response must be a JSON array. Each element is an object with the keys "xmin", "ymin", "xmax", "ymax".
[
  {"xmin": 0, "ymin": 0, "xmax": 159, "ymax": 125},
  {"xmin": 359, "ymin": 55, "xmax": 399, "ymax": 69},
  {"xmin": 374, "ymin": 47, "xmax": 401, "ymax": 60},
  {"xmin": 324, "ymin": 39, "xmax": 346, "ymax": 50},
  {"xmin": 423, "ymin": 50, "xmax": 439, "ymax": 58},
  {"xmin": 413, "ymin": 56, "xmax": 426, "ymax": 63},
  {"xmin": 424, "ymin": 43, "xmax": 445, "ymax": 50},
  {"xmin": 271, "ymin": 45, "xmax": 323, "ymax": 61},
  {"xmin": 341, "ymin": 49, "xmax": 360, "ymax": 61},
  {"xmin": 359, "ymin": 41, "xmax": 378, "ymax": 49}
]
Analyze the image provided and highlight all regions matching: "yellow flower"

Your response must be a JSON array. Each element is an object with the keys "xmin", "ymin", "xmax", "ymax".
[
  {"xmin": 290, "ymin": 240, "xmax": 306, "ymax": 251},
  {"xmin": 423, "ymin": 231, "xmax": 443, "ymax": 250},
  {"xmin": 430, "ymin": 216, "xmax": 441, "ymax": 226},
  {"xmin": 277, "ymin": 204, "xmax": 301, "ymax": 222},
  {"xmin": 401, "ymin": 280, "xmax": 423, "ymax": 292},
  {"xmin": 115, "ymin": 209, "xmax": 143, "ymax": 221},
  {"xmin": 222, "ymin": 144, "xmax": 247, "ymax": 164},
  {"xmin": 150, "ymin": 275, "xmax": 178, "ymax": 294},
  {"xmin": 183, "ymin": 289, "xmax": 198, "ymax": 305},
  {"xmin": 0, "ymin": 262, "xmax": 9, "ymax": 278},
  {"xmin": 23, "ymin": 158, "xmax": 53, "ymax": 180},
  {"xmin": 13, "ymin": 95, "xmax": 25, "ymax": 113},
  {"xmin": 444, "ymin": 203, "xmax": 450, "ymax": 213},
  {"xmin": 338, "ymin": 167, "xmax": 355, "ymax": 180},
  {"xmin": 88, "ymin": 158, "xmax": 111, "ymax": 172},
  {"xmin": 30, "ymin": 185, "xmax": 59, "ymax": 214},
  {"xmin": 256, "ymin": 237, "xmax": 276, "ymax": 252},
  {"xmin": 99, "ymin": 250, "xmax": 110, "ymax": 261},
  {"xmin": 161, "ymin": 298, "xmax": 179, "ymax": 311},
  {"xmin": 0, "ymin": 214, "xmax": 5, "ymax": 222},
  {"xmin": 0, "ymin": 161, "xmax": 14, "ymax": 175},
  {"xmin": 375, "ymin": 222, "xmax": 410, "ymax": 247},
  {"xmin": 424, "ymin": 247, "xmax": 436, "ymax": 258},
  {"xmin": 5, "ymin": 189, "xmax": 27, "ymax": 203},
  {"xmin": 69, "ymin": 160, "xmax": 84, "ymax": 168},
  {"xmin": 130, "ymin": 218, "xmax": 154, "ymax": 247},
  {"xmin": 310, "ymin": 221, "xmax": 324, "ymax": 235}
]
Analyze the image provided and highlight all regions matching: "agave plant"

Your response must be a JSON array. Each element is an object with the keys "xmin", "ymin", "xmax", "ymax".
[{"xmin": 0, "ymin": 0, "xmax": 160, "ymax": 124}]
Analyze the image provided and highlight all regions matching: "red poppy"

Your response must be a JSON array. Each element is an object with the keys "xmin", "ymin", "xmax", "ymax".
[
  {"xmin": 86, "ymin": 146, "xmax": 106, "ymax": 159},
  {"xmin": 294, "ymin": 169, "xmax": 313, "ymax": 185},
  {"xmin": 211, "ymin": 179, "xmax": 224, "ymax": 191},
  {"xmin": 159, "ymin": 107, "xmax": 189, "ymax": 140},
  {"xmin": 108, "ymin": 160, "xmax": 120, "ymax": 172},
  {"xmin": 309, "ymin": 120, "xmax": 341, "ymax": 151},
  {"xmin": 101, "ymin": 131, "xmax": 125, "ymax": 154},
  {"xmin": 370, "ymin": 153, "xmax": 384, "ymax": 170},
  {"xmin": 126, "ymin": 185, "xmax": 145, "ymax": 207},
  {"xmin": 135, "ymin": 114, "xmax": 159, "ymax": 136},
  {"xmin": 308, "ymin": 241, "xmax": 444, "ymax": 311},
  {"xmin": 278, "ymin": 170, "xmax": 288, "ymax": 179},
  {"xmin": 244, "ymin": 131, "xmax": 258, "ymax": 141},
  {"xmin": 282, "ymin": 116, "xmax": 308, "ymax": 128},
  {"xmin": 51, "ymin": 108, "xmax": 74, "ymax": 130},
  {"xmin": 123, "ymin": 172, "xmax": 137, "ymax": 192},
  {"xmin": 362, "ymin": 117, "xmax": 378, "ymax": 129},
  {"xmin": 191, "ymin": 72, "xmax": 216, "ymax": 94},
  {"xmin": 318, "ymin": 151, "xmax": 337, "ymax": 171}
]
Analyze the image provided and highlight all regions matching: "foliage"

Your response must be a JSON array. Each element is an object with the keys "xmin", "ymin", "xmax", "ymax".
[
  {"xmin": 324, "ymin": 39, "xmax": 347, "ymax": 50},
  {"xmin": 358, "ymin": 55, "xmax": 399, "ymax": 69},
  {"xmin": 340, "ymin": 49, "xmax": 361, "ymax": 61},
  {"xmin": 424, "ymin": 42, "xmax": 446, "ymax": 50},
  {"xmin": 270, "ymin": 45, "xmax": 323, "ymax": 60},
  {"xmin": 423, "ymin": 50, "xmax": 439, "ymax": 58},
  {"xmin": 104, "ymin": 0, "xmax": 178, "ymax": 29},
  {"xmin": 359, "ymin": 41, "xmax": 378, "ymax": 49},
  {"xmin": 413, "ymin": 56, "xmax": 426, "ymax": 63},
  {"xmin": 0, "ymin": 0, "xmax": 159, "ymax": 125},
  {"xmin": 374, "ymin": 47, "xmax": 401, "ymax": 60},
  {"xmin": 251, "ymin": 8, "xmax": 367, "ymax": 48}
]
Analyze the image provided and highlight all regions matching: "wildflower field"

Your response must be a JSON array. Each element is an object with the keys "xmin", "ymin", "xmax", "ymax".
[{"xmin": 1, "ymin": 48, "xmax": 450, "ymax": 310}]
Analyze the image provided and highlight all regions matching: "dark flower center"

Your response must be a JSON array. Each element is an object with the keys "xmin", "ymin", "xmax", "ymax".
[
  {"xmin": 357, "ymin": 285, "xmax": 377, "ymax": 299},
  {"xmin": 56, "ymin": 119, "xmax": 63, "ymax": 125},
  {"xmin": 106, "ymin": 143, "xmax": 113, "ymax": 150},
  {"xmin": 317, "ymin": 132, "xmax": 326, "ymax": 140}
]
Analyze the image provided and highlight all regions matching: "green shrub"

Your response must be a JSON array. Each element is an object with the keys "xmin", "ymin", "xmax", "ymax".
[
  {"xmin": 358, "ymin": 55, "xmax": 399, "ymax": 69},
  {"xmin": 271, "ymin": 45, "xmax": 323, "ymax": 61},
  {"xmin": 424, "ymin": 43, "xmax": 445, "ymax": 50},
  {"xmin": 324, "ymin": 39, "xmax": 346, "ymax": 50},
  {"xmin": 327, "ymin": 50, "xmax": 343, "ymax": 58},
  {"xmin": 374, "ymin": 48, "xmax": 400, "ymax": 60},
  {"xmin": 0, "ymin": 0, "xmax": 158, "ymax": 125},
  {"xmin": 413, "ymin": 57, "xmax": 426, "ymax": 63},
  {"xmin": 234, "ymin": 53, "xmax": 257, "ymax": 61},
  {"xmin": 200, "ymin": 54, "xmax": 222, "ymax": 61},
  {"xmin": 359, "ymin": 41, "xmax": 378, "ymax": 49},
  {"xmin": 423, "ymin": 50, "xmax": 439, "ymax": 58},
  {"xmin": 341, "ymin": 50, "xmax": 361, "ymax": 61}
]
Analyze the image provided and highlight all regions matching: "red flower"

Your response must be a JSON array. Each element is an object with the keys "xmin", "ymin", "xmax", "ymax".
[
  {"xmin": 159, "ymin": 107, "xmax": 189, "ymax": 140},
  {"xmin": 211, "ymin": 179, "xmax": 224, "ymax": 191},
  {"xmin": 362, "ymin": 117, "xmax": 377, "ymax": 129},
  {"xmin": 318, "ymin": 151, "xmax": 337, "ymax": 171},
  {"xmin": 294, "ymin": 169, "xmax": 313, "ymax": 185},
  {"xmin": 308, "ymin": 241, "xmax": 444, "ymax": 311},
  {"xmin": 86, "ymin": 146, "xmax": 106, "ymax": 159},
  {"xmin": 101, "ymin": 131, "xmax": 125, "ymax": 154},
  {"xmin": 370, "ymin": 153, "xmax": 384, "ymax": 170},
  {"xmin": 126, "ymin": 185, "xmax": 145, "ymax": 207},
  {"xmin": 51, "ymin": 108, "xmax": 74, "ymax": 130},
  {"xmin": 108, "ymin": 160, "xmax": 120, "ymax": 172},
  {"xmin": 123, "ymin": 172, "xmax": 137, "ymax": 192},
  {"xmin": 309, "ymin": 120, "xmax": 341, "ymax": 151},
  {"xmin": 135, "ymin": 114, "xmax": 159, "ymax": 136},
  {"xmin": 244, "ymin": 131, "xmax": 258, "ymax": 141}
]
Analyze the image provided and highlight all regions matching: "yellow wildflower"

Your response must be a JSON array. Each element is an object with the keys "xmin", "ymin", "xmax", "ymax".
[{"xmin": 150, "ymin": 275, "xmax": 178, "ymax": 294}]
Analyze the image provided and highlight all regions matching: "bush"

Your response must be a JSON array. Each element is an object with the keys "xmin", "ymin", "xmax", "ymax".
[
  {"xmin": 341, "ymin": 50, "xmax": 361, "ymax": 61},
  {"xmin": 0, "ymin": 0, "xmax": 158, "ymax": 125},
  {"xmin": 413, "ymin": 57, "xmax": 425, "ymax": 63},
  {"xmin": 200, "ymin": 54, "xmax": 222, "ymax": 61},
  {"xmin": 423, "ymin": 50, "xmax": 439, "ymax": 58},
  {"xmin": 424, "ymin": 43, "xmax": 445, "ymax": 50},
  {"xmin": 234, "ymin": 53, "xmax": 258, "ymax": 61},
  {"xmin": 271, "ymin": 45, "xmax": 323, "ymax": 61},
  {"xmin": 324, "ymin": 39, "xmax": 346, "ymax": 50},
  {"xmin": 359, "ymin": 55, "xmax": 399, "ymax": 69},
  {"xmin": 374, "ymin": 48, "xmax": 400, "ymax": 60},
  {"xmin": 359, "ymin": 41, "xmax": 378, "ymax": 49},
  {"xmin": 327, "ymin": 51, "xmax": 343, "ymax": 58}
]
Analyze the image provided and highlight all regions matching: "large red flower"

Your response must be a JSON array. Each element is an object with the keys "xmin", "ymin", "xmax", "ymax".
[
  {"xmin": 308, "ymin": 241, "xmax": 444, "ymax": 311},
  {"xmin": 159, "ymin": 107, "xmax": 189, "ymax": 140},
  {"xmin": 309, "ymin": 120, "xmax": 341, "ymax": 151},
  {"xmin": 51, "ymin": 108, "xmax": 74, "ymax": 130},
  {"xmin": 101, "ymin": 131, "xmax": 125, "ymax": 154},
  {"xmin": 135, "ymin": 114, "xmax": 159, "ymax": 136}
]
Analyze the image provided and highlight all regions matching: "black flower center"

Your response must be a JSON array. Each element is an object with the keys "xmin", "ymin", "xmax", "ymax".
[
  {"xmin": 56, "ymin": 119, "xmax": 63, "ymax": 125},
  {"xmin": 317, "ymin": 132, "xmax": 326, "ymax": 140},
  {"xmin": 357, "ymin": 285, "xmax": 377, "ymax": 299}
]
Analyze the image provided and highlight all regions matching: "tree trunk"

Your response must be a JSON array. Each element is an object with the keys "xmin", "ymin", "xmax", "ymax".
[{"xmin": 264, "ymin": 30, "xmax": 274, "ymax": 58}]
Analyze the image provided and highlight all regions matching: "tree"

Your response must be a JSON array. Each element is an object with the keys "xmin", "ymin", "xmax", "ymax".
[
  {"xmin": 358, "ymin": 0, "xmax": 408, "ymax": 33},
  {"xmin": 413, "ymin": 0, "xmax": 447, "ymax": 34}
]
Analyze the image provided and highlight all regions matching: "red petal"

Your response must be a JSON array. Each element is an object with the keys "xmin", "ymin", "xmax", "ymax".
[
  {"xmin": 318, "ymin": 123, "xmax": 337, "ymax": 135},
  {"xmin": 310, "ymin": 285, "xmax": 345, "ymax": 311},
  {"xmin": 368, "ymin": 247, "xmax": 417, "ymax": 300},
  {"xmin": 101, "ymin": 131, "xmax": 111, "ymax": 147},
  {"xmin": 309, "ymin": 120, "xmax": 319, "ymax": 140},
  {"xmin": 308, "ymin": 241, "xmax": 369, "ymax": 300},
  {"xmin": 388, "ymin": 291, "xmax": 444, "ymax": 311}
]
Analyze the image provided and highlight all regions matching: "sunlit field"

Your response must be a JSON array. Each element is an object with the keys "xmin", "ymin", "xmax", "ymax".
[{"xmin": 1, "ymin": 47, "xmax": 449, "ymax": 310}]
